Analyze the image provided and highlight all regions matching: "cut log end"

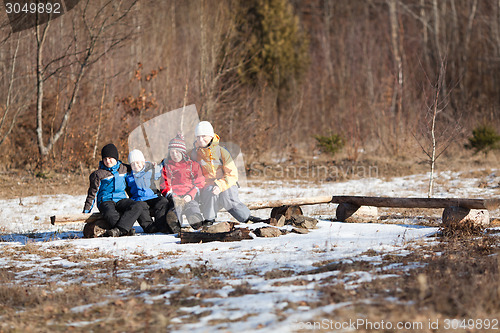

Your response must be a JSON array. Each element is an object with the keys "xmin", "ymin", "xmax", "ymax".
[{"xmin": 441, "ymin": 206, "xmax": 489, "ymax": 229}]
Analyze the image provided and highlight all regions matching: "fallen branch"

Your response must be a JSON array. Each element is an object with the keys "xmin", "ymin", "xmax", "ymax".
[{"xmin": 180, "ymin": 228, "xmax": 253, "ymax": 244}]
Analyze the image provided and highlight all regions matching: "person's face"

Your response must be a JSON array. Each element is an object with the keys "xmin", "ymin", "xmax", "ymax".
[
  {"xmin": 131, "ymin": 160, "xmax": 145, "ymax": 172},
  {"xmin": 103, "ymin": 157, "xmax": 117, "ymax": 168},
  {"xmin": 170, "ymin": 149, "xmax": 183, "ymax": 163},
  {"xmin": 197, "ymin": 135, "xmax": 212, "ymax": 148}
]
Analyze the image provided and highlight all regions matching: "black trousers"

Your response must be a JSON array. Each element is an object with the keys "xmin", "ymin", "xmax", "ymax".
[
  {"xmin": 138, "ymin": 195, "xmax": 177, "ymax": 233},
  {"xmin": 98, "ymin": 198, "xmax": 146, "ymax": 232}
]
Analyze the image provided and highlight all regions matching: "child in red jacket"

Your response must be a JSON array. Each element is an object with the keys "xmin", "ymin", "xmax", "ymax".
[{"xmin": 161, "ymin": 133, "xmax": 205, "ymax": 229}]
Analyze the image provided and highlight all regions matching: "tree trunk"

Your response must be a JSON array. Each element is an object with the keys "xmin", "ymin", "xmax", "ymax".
[
  {"xmin": 0, "ymin": 36, "xmax": 22, "ymax": 147},
  {"xmin": 35, "ymin": 20, "xmax": 50, "ymax": 156},
  {"xmin": 388, "ymin": 0, "xmax": 403, "ymax": 154}
]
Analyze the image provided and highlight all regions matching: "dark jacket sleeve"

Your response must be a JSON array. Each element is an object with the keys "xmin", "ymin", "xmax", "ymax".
[{"xmin": 83, "ymin": 171, "xmax": 100, "ymax": 213}]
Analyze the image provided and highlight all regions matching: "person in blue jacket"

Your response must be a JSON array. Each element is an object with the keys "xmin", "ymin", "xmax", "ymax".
[
  {"xmin": 83, "ymin": 143, "xmax": 149, "ymax": 237},
  {"xmin": 127, "ymin": 149, "xmax": 178, "ymax": 233}
]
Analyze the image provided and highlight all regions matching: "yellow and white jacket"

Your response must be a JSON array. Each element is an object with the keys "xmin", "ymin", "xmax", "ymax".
[{"xmin": 192, "ymin": 134, "xmax": 238, "ymax": 192}]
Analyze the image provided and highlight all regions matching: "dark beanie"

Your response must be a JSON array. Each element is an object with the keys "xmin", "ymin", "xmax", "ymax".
[{"xmin": 101, "ymin": 143, "xmax": 119, "ymax": 160}]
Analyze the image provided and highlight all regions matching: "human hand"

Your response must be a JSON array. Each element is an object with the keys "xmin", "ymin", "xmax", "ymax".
[
  {"xmin": 212, "ymin": 186, "xmax": 221, "ymax": 195},
  {"xmin": 184, "ymin": 195, "xmax": 192, "ymax": 203}
]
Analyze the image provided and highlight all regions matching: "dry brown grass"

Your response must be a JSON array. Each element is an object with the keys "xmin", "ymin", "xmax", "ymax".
[
  {"xmin": 0, "ymin": 244, "xmax": 228, "ymax": 332},
  {"xmin": 0, "ymin": 171, "xmax": 89, "ymax": 200},
  {"xmin": 307, "ymin": 235, "xmax": 500, "ymax": 332},
  {"xmin": 438, "ymin": 221, "xmax": 486, "ymax": 238},
  {"xmin": 0, "ymin": 232, "xmax": 498, "ymax": 332}
]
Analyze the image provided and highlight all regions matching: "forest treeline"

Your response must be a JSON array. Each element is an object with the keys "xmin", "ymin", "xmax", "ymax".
[{"xmin": 0, "ymin": 0, "xmax": 499, "ymax": 170}]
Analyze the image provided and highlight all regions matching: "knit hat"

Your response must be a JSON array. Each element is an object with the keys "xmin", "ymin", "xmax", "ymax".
[
  {"xmin": 195, "ymin": 121, "xmax": 215, "ymax": 137},
  {"xmin": 128, "ymin": 149, "xmax": 145, "ymax": 164},
  {"xmin": 168, "ymin": 133, "xmax": 187, "ymax": 153},
  {"xmin": 101, "ymin": 143, "xmax": 119, "ymax": 161}
]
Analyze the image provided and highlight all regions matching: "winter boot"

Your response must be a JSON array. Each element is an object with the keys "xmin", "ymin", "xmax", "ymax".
[
  {"xmin": 166, "ymin": 209, "xmax": 181, "ymax": 234},
  {"xmin": 187, "ymin": 213, "xmax": 204, "ymax": 230},
  {"xmin": 127, "ymin": 228, "xmax": 136, "ymax": 236},
  {"xmin": 202, "ymin": 219, "xmax": 215, "ymax": 227},
  {"xmin": 247, "ymin": 216, "xmax": 266, "ymax": 223},
  {"xmin": 104, "ymin": 227, "xmax": 121, "ymax": 237},
  {"xmin": 144, "ymin": 223, "xmax": 160, "ymax": 234}
]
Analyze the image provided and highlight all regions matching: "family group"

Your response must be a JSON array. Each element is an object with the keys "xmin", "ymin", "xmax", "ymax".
[{"xmin": 82, "ymin": 121, "xmax": 261, "ymax": 237}]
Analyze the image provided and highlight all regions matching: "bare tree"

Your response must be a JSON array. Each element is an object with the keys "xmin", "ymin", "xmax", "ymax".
[
  {"xmin": 0, "ymin": 35, "xmax": 27, "ymax": 147},
  {"xmin": 388, "ymin": 0, "xmax": 404, "ymax": 154},
  {"xmin": 414, "ymin": 57, "xmax": 462, "ymax": 197},
  {"xmin": 35, "ymin": 0, "xmax": 138, "ymax": 158}
]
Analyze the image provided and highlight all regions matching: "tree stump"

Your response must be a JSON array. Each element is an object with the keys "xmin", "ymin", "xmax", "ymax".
[
  {"xmin": 441, "ymin": 206, "xmax": 489, "ymax": 229},
  {"xmin": 336, "ymin": 203, "xmax": 378, "ymax": 223},
  {"xmin": 270, "ymin": 205, "xmax": 303, "ymax": 219}
]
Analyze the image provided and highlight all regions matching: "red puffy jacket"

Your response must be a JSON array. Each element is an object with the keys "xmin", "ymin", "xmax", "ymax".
[{"xmin": 161, "ymin": 159, "xmax": 205, "ymax": 199}]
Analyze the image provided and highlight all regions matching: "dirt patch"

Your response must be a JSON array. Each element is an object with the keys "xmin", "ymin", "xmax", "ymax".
[{"xmin": 0, "ymin": 170, "xmax": 88, "ymax": 199}]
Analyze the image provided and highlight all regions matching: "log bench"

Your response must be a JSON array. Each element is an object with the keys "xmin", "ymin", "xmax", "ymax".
[
  {"xmin": 48, "ymin": 196, "xmax": 334, "ymax": 225},
  {"xmin": 330, "ymin": 196, "xmax": 500, "ymax": 227},
  {"xmin": 49, "ymin": 195, "xmax": 500, "ymax": 229}
]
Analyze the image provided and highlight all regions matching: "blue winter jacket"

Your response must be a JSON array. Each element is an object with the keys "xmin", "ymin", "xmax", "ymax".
[
  {"xmin": 126, "ymin": 162, "xmax": 161, "ymax": 202},
  {"xmin": 83, "ymin": 161, "xmax": 130, "ymax": 213}
]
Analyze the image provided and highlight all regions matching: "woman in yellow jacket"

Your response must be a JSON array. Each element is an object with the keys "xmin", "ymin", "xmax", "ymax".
[{"xmin": 192, "ymin": 121, "xmax": 261, "ymax": 224}]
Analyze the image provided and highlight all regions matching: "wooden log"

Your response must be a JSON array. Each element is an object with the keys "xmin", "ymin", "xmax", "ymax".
[
  {"xmin": 247, "ymin": 196, "xmax": 332, "ymax": 210},
  {"xmin": 83, "ymin": 220, "xmax": 111, "ymax": 238},
  {"xmin": 336, "ymin": 203, "xmax": 378, "ymax": 223},
  {"xmin": 442, "ymin": 206, "xmax": 489, "ymax": 228},
  {"xmin": 50, "ymin": 213, "xmax": 104, "ymax": 225},
  {"xmin": 48, "ymin": 196, "xmax": 500, "ymax": 225},
  {"xmin": 48, "ymin": 197, "xmax": 329, "ymax": 225},
  {"xmin": 180, "ymin": 228, "xmax": 253, "ymax": 244},
  {"xmin": 331, "ymin": 196, "xmax": 500, "ymax": 210},
  {"xmin": 269, "ymin": 215, "xmax": 286, "ymax": 227}
]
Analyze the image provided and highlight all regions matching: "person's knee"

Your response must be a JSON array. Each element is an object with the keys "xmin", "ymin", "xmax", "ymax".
[{"xmin": 227, "ymin": 207, "xmax": 250, "ymax": 223}]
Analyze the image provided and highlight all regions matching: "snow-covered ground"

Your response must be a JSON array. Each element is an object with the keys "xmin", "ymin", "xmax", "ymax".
[{"xmin": 0, "ymin": 169, "xmax": 498, "ymax": 331}]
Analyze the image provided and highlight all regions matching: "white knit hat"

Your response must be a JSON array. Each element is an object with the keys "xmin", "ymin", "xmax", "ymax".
[
  {"xmin": 128, "ymin": 149, "xmax": 145, "ymax": 163},
  {"xmin": 195, "ymin": 121, "xmax": 215, "ymax": 137}
]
